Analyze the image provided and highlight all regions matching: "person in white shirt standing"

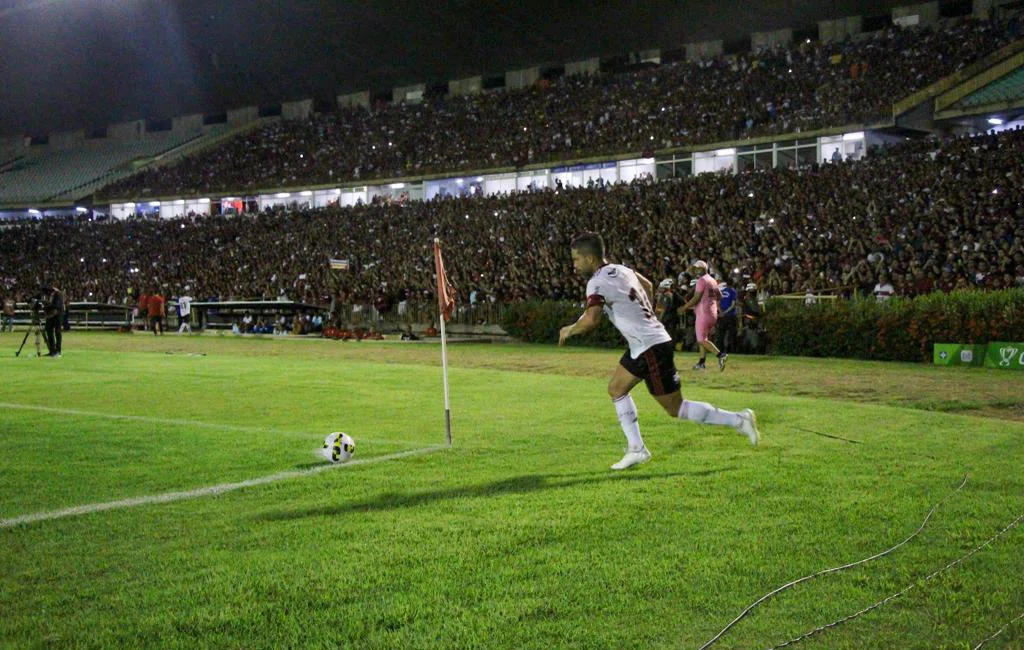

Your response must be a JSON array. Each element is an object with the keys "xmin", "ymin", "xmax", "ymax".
[
  {"xmin": 559, "ymin": 233, "xmax": 760, "ymax": 470},
  {"xmin": 176, "ymin": 295, "xmax": 193, "ymax": 334},
  {"xmin": 873, "ymin": 273, "xmax": 895, "ymax": 302}
]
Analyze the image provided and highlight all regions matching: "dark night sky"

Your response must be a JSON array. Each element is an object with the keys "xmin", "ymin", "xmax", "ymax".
[{"xmin": 0, "ymin": 0, "xmax": 915, "ymax": 137}]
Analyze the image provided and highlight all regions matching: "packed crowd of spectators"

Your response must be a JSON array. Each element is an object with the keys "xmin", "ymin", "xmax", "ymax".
[
  {"xmin": 4, "ymin": 128, "xmax": 1023, "ymax": 328},
  {"xmin": 99, "ymin": 16, "xmax": 1020, "ymax": 199}
]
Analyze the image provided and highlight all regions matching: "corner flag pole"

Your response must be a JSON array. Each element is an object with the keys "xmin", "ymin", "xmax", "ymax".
[
  {"xmin": 433, "ymin": 238, "xmax": 453, "ymax": 447},
  {"xmin": 439, "ymin": 307, "xmax": 452, "ymax": 447}
]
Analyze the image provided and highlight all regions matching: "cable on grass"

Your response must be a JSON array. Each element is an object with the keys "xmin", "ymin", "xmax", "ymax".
[
  {"xmin": 973, "ymin": 610, "xmax": 1024, "ymax": 650},
  {"xmin": 694, "ymin": 474, "xmax": 969, "ymax": 650},
  {"xmin": 790, "ymin": 426, "xmax": 862, "ymax": 444},
  {"xmin": 763, "ymin": 512, "xmax": 1023, "ymax": 650}
]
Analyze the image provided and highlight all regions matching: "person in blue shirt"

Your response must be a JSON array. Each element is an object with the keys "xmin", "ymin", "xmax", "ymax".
[{"xmin": 716, "ymin": 278, "xmax": 739, "ymax": 368}]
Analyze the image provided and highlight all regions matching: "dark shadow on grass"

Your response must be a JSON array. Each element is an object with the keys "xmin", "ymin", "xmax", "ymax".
[{"xmin": 258, "ymin": 466, "xmax": 737, "ymax": 522}]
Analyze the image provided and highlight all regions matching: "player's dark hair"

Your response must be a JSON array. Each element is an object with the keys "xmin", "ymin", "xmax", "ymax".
[{"xmin": 571, "ymin": 232, "xmax": 605, "ymax": 259}]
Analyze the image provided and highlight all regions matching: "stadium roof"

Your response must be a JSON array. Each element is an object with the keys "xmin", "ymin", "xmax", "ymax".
[{"xmin": 1, "ymin": 0, "xmax": 925, "ymax": 137}]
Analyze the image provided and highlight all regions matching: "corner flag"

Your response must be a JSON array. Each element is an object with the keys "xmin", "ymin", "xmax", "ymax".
[
  {"xmin": 433, "ymin": 238, "xmax": 455, "ymax": 446},
  {"xmin": 433, "ymin": 240, "xmax": 456, "ymax": 322}
]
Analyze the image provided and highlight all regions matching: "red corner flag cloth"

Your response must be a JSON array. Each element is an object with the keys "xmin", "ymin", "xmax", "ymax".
[{"xmin": 433, "ymin": 238, "xmax": 456, "ymax": 322}]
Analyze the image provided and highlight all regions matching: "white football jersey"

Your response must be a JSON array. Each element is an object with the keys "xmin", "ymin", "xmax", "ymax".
[
  {"xmin": 585, "ymin": 264, "xmax": 672, "ymax": 359},
  {"xmin": 178, "ymin": 296, "xmax": 192, "ymax": 316}
]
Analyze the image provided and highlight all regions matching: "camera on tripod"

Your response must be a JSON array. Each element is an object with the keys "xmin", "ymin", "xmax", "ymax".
[{"xmin": 28, "ymin": 294, "xmax": 45, "ymax": 321}]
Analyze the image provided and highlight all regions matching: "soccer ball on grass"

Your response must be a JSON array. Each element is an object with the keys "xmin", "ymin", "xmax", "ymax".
[{"xmin": 322, "ymin": 432, "xmax": 356, "ymax": 463}]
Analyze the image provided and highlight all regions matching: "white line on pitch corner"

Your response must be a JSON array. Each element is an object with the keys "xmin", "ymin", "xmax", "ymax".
[
  {"xmin": 0, "ymin": 445, "xmax": 448, "ymax": 529},
  {"xmin": 0, "ymin": 402, "xmax": 420, "ymax": 446}
]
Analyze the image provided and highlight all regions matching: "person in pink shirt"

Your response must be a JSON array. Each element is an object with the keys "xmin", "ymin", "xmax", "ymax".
[{"xmin": 682, "ymin": 260, "xmax": 727, "ymax": 371}]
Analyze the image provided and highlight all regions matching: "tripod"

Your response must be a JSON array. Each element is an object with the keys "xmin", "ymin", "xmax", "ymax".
[{"xmin": 15, "ymin": 314, "xmax": 43, "ymax": 357}]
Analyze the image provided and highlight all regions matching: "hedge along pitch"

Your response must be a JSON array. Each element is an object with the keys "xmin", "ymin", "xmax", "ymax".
[
  {"xmin": 502, "ymin": 290, "xmax": 1024, "ymax": 363},
  {"xmin": 763, "ymin": 289, "xmax": 1024, "ymax": 362}
]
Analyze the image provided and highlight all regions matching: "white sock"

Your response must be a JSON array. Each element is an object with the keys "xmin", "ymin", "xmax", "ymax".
[
  {"xmin": 679, "ymin": 400, "xmax": 742, "ymax": 429},
  {"xmin": 613, "ymin": 395, "xmax": 645, "ymax": 451}
]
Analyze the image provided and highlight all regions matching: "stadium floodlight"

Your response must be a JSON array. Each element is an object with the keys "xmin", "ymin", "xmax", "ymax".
[
  {"xmin": 28, "ymin": 208, "xmax": 40, "ymax": 215},
  {"xmin": 275, "ymin": 192, "xmax": 290, "ymax": 198},
  {"xmin": 843, "ymin": 131, "xmax": 865, "ymax": 141},
  {"xmin": 390, "ymin": 183, "xmax": 405, "ymax": 189},
  {"xmin": 988, "ymin": 117, "xmax": 1003, "ymax": 125},
  {"xmin": 75, "ymin": 206, "xmax": 87, "ymax": 213}
]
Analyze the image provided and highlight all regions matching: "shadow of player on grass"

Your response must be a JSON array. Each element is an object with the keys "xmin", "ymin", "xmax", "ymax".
[{"xmin": 258, "ymin": 466, "xmax": 737, "ymax": 522}]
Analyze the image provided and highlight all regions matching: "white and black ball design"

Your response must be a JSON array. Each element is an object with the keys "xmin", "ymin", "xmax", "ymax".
[{"xmin": 322, "ymin": 432, "xmax": 356, "ymax": 463}]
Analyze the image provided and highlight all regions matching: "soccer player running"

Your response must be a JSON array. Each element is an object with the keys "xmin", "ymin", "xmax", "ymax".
[
  {"xmin": 559, "ymin": 234, "xmax": 759, "ymax": 470},
  {"xmin": 681, "ymin": 260, "xmax": 727, "ymax": 371}
]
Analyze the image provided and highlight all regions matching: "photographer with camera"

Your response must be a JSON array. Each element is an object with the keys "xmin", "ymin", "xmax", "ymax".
[{"xmin": 42, "ymin": 285, "xmax": 64, "ymax": 357}]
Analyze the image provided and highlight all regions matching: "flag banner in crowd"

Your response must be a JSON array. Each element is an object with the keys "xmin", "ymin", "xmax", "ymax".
[{"xmin": 329, "ymin": 258, "xmax": 350, "ymax": 271}]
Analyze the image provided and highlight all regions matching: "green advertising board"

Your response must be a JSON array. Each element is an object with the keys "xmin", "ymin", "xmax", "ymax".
[
  {"xmin": 933, "ymin": 343, "xmax": 986, "ymax": 367},
  {"xmin": 983, "ymin": 342, "xmax": 1024, "ymax": 370}
]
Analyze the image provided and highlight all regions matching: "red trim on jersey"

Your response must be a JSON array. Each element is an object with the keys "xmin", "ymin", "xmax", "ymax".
[
  {"xmin": 586, "ymin": 294, "xmax": 606, "ymax": 308},
  {"xmin": 644, "ymin": 349, "xmax": 664, "ymax": 394}
]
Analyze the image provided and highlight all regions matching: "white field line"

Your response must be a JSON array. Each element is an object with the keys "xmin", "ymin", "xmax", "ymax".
[
  {"xmin": 0, "ymin": 445, "xmax": 447, "ymax": 529},
  {"xmin": 0, "ymin": 401, "xmax": 420, "ymax": 447}
]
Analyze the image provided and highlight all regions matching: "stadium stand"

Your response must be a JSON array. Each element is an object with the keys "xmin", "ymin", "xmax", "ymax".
[
  {"xmin": 3, "ymin": 129, "xmax": 1022, "ymax": 323},
  {"xmin": 98, "ymin": 16, "xmax": 1021, "ymax": 200},
  {"xmin": 955, "ymin": 66, "xmax": 1024, "ymax": 107},
  {"xmin": 0, "ymin": 130, "xmax": 232, "ymax": 205}
]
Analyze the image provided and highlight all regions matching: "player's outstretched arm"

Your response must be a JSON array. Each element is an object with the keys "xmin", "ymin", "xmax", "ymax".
[{"xmin": 559, "ymin": 305, "xmax": 603, "ymax": 346}]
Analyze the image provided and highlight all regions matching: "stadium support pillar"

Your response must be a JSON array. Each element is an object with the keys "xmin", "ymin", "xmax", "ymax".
[
  {"xmin": 565, "ymin": 58, "xmax": 599, "ymax": 77},
  {"xmin": 172, "ymin": 114, "xmax": 204, "ymax": 137},
  {"xmin": 685, "ymin": 40, "xmax": 723, "ymax": 61},
  {"xmin": 393, "ymin": 84, "xmax": 426, "ymax": 105},
  {"xmin": 892, "ymin": 2, "xmax": 940, "ymax": 27},
  {"xmin": 752, "ymin": 28, "xmax": 793, "ymax": 51},
  {"xmin": 227, "ymin": 106, "xmax": 259, "ymax": 127},
  {"xmin": 282, "ymin": 99, "xmax": 313, "ymax": 121},
  {"xmin": 973, "ymin": 0, "xmax": 1016, "ymax": 18},
  {"xmin": 448, "ymin": 76, "xmax": 482, "ymax": 96},
  {"xmin": 506, "ymin": 67, "xmax": 539, "ymax": 90},
  {"xmin": 337, "ymin": 92, "xmax": 370, "ymax": 110},
  {"xmin": 109, "ymin": 120, "xmax": 145, "ymax": 142},
  {"xmin": 818, "ymin": 16, "xmax": 863, "ymax": 43}
]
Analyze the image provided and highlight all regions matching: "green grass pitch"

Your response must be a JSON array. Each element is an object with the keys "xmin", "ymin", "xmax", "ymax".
[{"xmin": 1, "ymin": 332, "xmax": 1022, "ymax": 649}]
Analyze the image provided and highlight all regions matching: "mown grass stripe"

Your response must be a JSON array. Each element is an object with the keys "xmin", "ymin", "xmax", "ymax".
[
  {"xmin": 0, "ymin": 445, "xmax": 447, "ymax": 529},
  {"xmin": 0, "ymin": 401, "xmax": 422, "ymax": 446}
]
